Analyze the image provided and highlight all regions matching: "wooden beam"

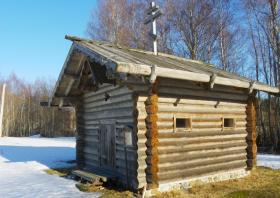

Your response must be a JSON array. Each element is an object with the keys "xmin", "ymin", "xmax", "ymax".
[
  {"xmin": 65, "ymin": 79, "xmax": 75, "ymax": 96},
  {"xmin": 246, "ymin": 92, "xmax": 257, "ymax": 169},
  {"xmin": 209, "ymin": 74, "xmax": 217, "ymax": 89},
  {"xmin": 58, "ymin": 98, "xmax": 64, "ymax": 108},
  {"xmin": 145, "ymin": 80, "xmax": 159, "ymax": 189},
  {"xmin": 149, "ymin": 65, "xmax": 157, "ymax": 83},
  {"xmin": 248, "ymin": 81, "xmax": 256, "ymax": 94},
  {"xmin": 64, "ymin": 73, "xmax": 79, "ymax": 80},
  {"xmin": 116, "ymin": 63, "xmax": 279, "ymax": 94},
  {"xmin": 49, "ymin": 45, "xmax": 75, "ymax": 106}
]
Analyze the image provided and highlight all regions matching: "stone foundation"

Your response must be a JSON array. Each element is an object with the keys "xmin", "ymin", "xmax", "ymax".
[{"xmin": 145, "ymin": 168, "xmax": 249, "ymax": 197}]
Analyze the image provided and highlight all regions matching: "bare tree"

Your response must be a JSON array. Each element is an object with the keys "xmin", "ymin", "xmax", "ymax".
[
  {"xmin": 87, "ymin": 0, "xmax": 149, "ymax": 49},
  {"xmin": 0, "ymin": 73, "xmax": 75, "ymax": 137},
  {"xmin": 245, "ymin": 0, "xmax": 280, "ymax": 152}
]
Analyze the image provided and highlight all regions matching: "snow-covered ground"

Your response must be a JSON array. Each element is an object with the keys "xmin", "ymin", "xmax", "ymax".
[
  {"xmin": 257, "ymin": 154, "xmax": 280, "ymax": 169},
  {"xmin": 0, "ymin": 136, "xmax": 99, "ymax": 198},
  {"xmin": 0, "ymin": 136, "xmax": 280, "ymax": 198}
]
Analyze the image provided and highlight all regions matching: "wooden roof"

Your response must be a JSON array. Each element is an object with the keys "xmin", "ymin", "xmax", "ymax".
[{"xmin": 49, "ymin": 35, "xmax": 279, "ymax": 107}]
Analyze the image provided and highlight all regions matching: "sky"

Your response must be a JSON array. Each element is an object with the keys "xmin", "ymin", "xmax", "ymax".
[{"xmin": 0, "ymin": 0, "xmax": 97, "ymax": 82}]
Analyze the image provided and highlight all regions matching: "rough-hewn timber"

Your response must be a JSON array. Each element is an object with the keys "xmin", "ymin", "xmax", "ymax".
[
  {"xmin": 246, "ymin": 92, "xmax": 257, "ymax": 169},
  {"xmin": 136, "ymin": 79, "xmax": 249, "ymax": 187},
  {"xmin": 76, "ymin": 83, "xmax": 139, "ymax": 189},
  {"xmin": 145, "ymin": 80, "xmax": 159, "ymax": 189}
]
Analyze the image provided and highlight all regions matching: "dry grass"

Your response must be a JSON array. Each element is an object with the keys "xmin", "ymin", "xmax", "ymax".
[
  {"xmin": 154, "ymin": 167, "xmax": 280, "ymax": 198},
  {"xmin": 76, "ymin": 183, "xmax": 134, "ymax": 198},
  {"xmin": 44, "ymin": 168, "xmax": 72, "ymax": 177}
]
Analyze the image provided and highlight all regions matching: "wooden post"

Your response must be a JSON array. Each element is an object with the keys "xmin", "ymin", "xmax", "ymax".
[
  {"xmin": 246, "ymin": 92, "xmax": 257, "ymax": 169},
  {"xmin": 0, "ymin": 84, "xmax": 6, "ymax": 137},
  {"xmin": 145, "ymin": 80, "xmax": 159, "ymax": 189}
]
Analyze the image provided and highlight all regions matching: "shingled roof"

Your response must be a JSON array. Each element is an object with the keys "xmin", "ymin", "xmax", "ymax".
[{"xmin": 50, "ymin": 35, "xmax": 279, "ymax": 107}]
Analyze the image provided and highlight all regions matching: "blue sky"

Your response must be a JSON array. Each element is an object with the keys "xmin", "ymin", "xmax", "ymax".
[{"xmin": 0, "ymin": 0, "xmax": 97, "ymax": 82}]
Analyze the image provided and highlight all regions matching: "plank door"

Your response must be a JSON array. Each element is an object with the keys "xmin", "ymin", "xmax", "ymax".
[{"xmin": 99, "ymin": 123, "xmax": 116, "ymax": 170}]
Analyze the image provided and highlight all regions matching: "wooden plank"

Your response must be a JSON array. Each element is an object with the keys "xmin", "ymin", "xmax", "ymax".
[{"xmin": 72, "ymin": 170, "xmax": 108, "ymax": 182}]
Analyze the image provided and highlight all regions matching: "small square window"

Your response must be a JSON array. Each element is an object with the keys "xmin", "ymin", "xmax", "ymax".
[
  {"xmin": 122, "ymin": 126, "xmax": 133, "ymax": 146},
  {"xmin": 174, "ymin": 117, "xmax": 192, "ymax": 132},
  {"xmin": 223, "ymin": 118, "xmax": 235, "ymax": 128}
]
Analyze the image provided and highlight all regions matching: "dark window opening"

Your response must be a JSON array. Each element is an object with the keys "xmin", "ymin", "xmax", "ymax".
[
  {"xmin": 176, "ymin": 118, "xmax": 191, "ymax": 129},
  {"xmin": 223, "ymin": 118, "xmax": 235, "ymax": 128}
]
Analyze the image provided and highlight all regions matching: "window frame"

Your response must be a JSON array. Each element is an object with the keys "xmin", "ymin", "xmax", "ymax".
[
  {"xmin": 222, "ymin": 117, "xmax": 236, "ymax": 130},
  {"xmin": 173, "ymin": 115, "xmax": 192, "ymax": 132}
]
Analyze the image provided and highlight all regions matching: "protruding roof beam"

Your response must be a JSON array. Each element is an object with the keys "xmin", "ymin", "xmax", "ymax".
[
  {"xmin": 209, "ymin": 74, "xmax": 217, "ymax": 89},
  {"xmin": 249, "ymin": 81, "xmax": 256, "ymax": 94}
]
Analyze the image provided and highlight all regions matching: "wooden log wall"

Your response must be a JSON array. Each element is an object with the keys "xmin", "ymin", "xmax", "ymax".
[
  {"xmin": 76, "ymin": 102, "xmax": 85, "ymax": 169},
  {"xmin": 136, "ymin": 78, "xmax": 250, "ymax": 186},
  {"xmin": 76, "ymin": 83, "xmax": 139, "ymax": 189}
]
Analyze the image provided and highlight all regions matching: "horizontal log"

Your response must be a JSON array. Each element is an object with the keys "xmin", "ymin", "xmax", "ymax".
[
  {"xmin": 83, "ymin": 109, "xmax": 133, "ymax": 120},
  {"xmin": 156, "ymin": 113, "xmax": 246, "ymax": 119},
  {"xmin": 155, "ymin": 153, "xmax": 247, "ymax": 173},
  {"xmin": 116, "ymin": 64, "xmax": 279, "ymax": 94},
  {"xmin": 83, "ymin": 94, "xmax": 133, "ymax": 109},
  {"xmin": 84, "ymin": 153, "xmax": 99, "ymax": 160},
  {"xmin": 156, "ymin": 141, "xmax": 247, "ymax": 155},
  {"xmin": 139, "ymin": 97, "xmax": 246, "ymax": 107},
  {"xmin": 158, "ymin": 87, "xmax": 248, "ymax": 101},
  {"xmin": 83, "ymin": 101, "xmax": 134, "ymax": 113},
  {"xmin": 153, "ymin": 105, "xmax": 246, "ymax": 114},
  {"xmin": 158, "ymin": 134, "xmax": 247, "ymax": 146},
  {"xmin": 156, "ymin": 139, "xmax": 245, "ymax": 149},
  {"xmin": 83, "ymin": 146, "xmax": 99, "ymax": 154},
  {"xmin": 157, "ymin": 127, "xmax": 246, "ymax": 133},
  {"xmin": 158, "ymin": 78, "xmax": 247, "ymax": 95},
  {"xmin": 157, "ymin": 146, "xmax": 247, "ymax": 164},
  {"xmin": 157, "ymin": 159, "xmax": 246, "ymax": 181},
  {"xmin": 83, "ymin": 86, "xmax": 132, "ymax": 103},
  {"xmin": 84, "ymin": 159, "xmax": 100, "ymax": 167},
  {"xmin": 136, "ymin": 128, "xmax": 247, "ymax": 137},
  {"xmin": 84, "ymin": 138, "xmax": 99, "ymax": 144},
  {"xmin": 157, "ymin": 130, "xmax": 247, "ymax": 138},
  {"xmin": 83, "ymin": 84, "xmax": 113, "ymax": 99}
]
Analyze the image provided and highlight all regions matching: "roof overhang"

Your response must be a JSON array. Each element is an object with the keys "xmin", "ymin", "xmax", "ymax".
[{"xmin": 46, "ymin": 35, "xmax": 280, "ymax": 108}]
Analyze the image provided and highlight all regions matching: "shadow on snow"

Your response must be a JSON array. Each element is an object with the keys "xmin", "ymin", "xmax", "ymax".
[{"xmin": 0, "ymin": 145, "xmax": 76, "ymax": 168}]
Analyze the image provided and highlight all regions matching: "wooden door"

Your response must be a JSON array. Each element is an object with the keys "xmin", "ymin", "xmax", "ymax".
[{"xmin": 99, "ymin": 123, "xmax": 116, "ymax": 169}]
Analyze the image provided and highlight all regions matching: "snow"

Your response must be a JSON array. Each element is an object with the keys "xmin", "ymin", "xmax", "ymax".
[
  {"xmin": 257, "ymin": 154, "xmax": 280, "ymax": 169},
  {"xmin": 0, "ymin": 136, "xmax": 99, "ymax": 198},
  {"xmin": 1, "ymin": 136, "xmax": 279, "ymax": 198}
]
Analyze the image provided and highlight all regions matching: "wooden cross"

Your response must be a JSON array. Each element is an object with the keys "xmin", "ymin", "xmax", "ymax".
[{"xmin": 144, "ymin": 1, "xmax": 162, "ymax": 55}]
